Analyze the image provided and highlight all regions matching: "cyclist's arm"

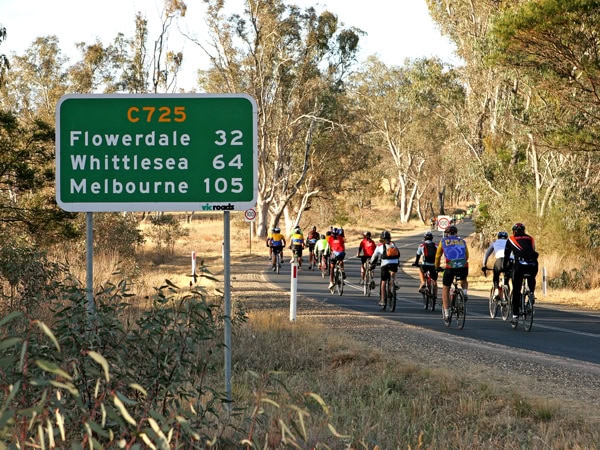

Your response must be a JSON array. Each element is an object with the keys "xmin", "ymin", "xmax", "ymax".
[{"xmin": 434, "ymin": 243, "xmax": 443, "ymax": 269}]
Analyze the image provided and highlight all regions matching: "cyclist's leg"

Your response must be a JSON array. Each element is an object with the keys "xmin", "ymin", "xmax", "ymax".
[
  {"xmin": 359, "ymin": 256, "xmax": 366, "ymax": 282},
  {"xmin": 493, "ymin": 259, "xmax": 503, "ymax": 295},
  {"xmin": 379, "ymin": 265, "xmax": 389, "ymax": 305},
  {"xmin": 459, "ymin": 267, "xmax": 469, "ymax": 300},
  {"xmin": 429, "ymin": 267, "xmax": 439, "ymax": 298},
  {"xmin": 512, "ymin": 267, "xmax": 524, "ymax": 318},
  {"xmin": 528, "ymin": 264, "xmax": 539, "ymax": 303},
  {"xmin": 328, "ymin": 253, "xmax": 337, "ymax": 286},
  {"xmin": 418, "ymin": 266, "xmax": 426, "ymax": 291},
  {"xmin": 441, "ymin": 269, "xmax": 453, "ymax": 318}
]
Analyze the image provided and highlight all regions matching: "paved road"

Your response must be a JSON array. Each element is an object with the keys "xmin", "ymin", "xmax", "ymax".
[{"xmin": 264, "ymin": 221, "xmax": 600, "ymax": 366}]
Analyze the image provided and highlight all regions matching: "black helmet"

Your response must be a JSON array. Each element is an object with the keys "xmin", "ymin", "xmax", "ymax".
[
  {"xmin": 512, "ymin": 223, "xmax": 525, "ymax": 235},
  {"xmin": 446, "ymin": 225, "xmax": 458, "ymax": 235},
  {"xmin": 273, "ymin": 227, "xmax": 280, "ymax": 233},
  {"xmin": 498, "ymin": 231, "xmax": 508, "ymax": 239},
  {"xmin": 424, "ymin": 232, "xmax": 433, "ymax": 241},
  {"xmin": 320, "ymin": 234, "xmax": 325, "ymax": 239},
  {"xmin": 365, "ymin": 231, "xmax": 371, "ymax": 238},
  {"xmin": 381, "ymin": 230, "xmax": 391, "ymax": 241}
]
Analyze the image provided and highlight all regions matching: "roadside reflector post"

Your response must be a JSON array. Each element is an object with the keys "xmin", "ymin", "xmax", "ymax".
[
  {"xmin": 542, "ymin": 266, "xmax": 547, "ymax": 296},
  {"xmin": 290, "ymin": 262, "xmax": 298, "ymax": 322},
  {"xmin": 191, "ymin": 251, "xmax": 197, "ymax": 286}
]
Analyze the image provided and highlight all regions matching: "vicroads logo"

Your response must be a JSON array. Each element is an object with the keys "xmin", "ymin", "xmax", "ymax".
[{"xmin": 201, "ymin": 203, "xmax": 236, "ymax": 211}]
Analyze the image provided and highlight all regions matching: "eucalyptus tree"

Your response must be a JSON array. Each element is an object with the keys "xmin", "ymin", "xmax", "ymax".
[
  {"xmin": 490, "ymin": 0, "xmax": 600, "ymax": 246},
  {"xmin": 195, "ymin": 0, "xmax": 361, "ymax": 236},
  {"xmin": 350, "ymin": 56, "xmax": 464, "ymax": 223}
]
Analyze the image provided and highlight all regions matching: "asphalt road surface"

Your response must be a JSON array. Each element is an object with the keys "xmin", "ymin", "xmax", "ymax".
[{"xmin": 264, "ymin": 221, "xmax": 600, "ymax": 366}]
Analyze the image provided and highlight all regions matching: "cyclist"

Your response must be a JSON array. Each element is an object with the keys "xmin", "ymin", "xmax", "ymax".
[
  {"xmin": 482, "ymin": 231, "xmax": 509, "ymax": 299},
  {"xmin": 434, "ymin": 225, "xmax": 469, "ymax": 325},
  {"xmin": 328, "ymin": 229, "xmax": 346, "ymax": 290},
  {"xmin": 266, "ymin": 227, "xmax": 286, "ymax": 271},
  {"xmin": 370, "ymin": 230, "xmax": 400, "ymax": 307},
  {"xmin": 412, "ymin": 231, "xmax": 438, "ymax": 301},
  {"xmin": 357, "ymin": 231, "xmax": 377, "ymax": 285},
  {"xmin": 306, "ymin": 226, "xmax": 320, "ymax": 270},
  {"xmin": 289, "ymin": 226, "xmax": 305, "ymax": 268},
  {"xmin": 314, "ymin": 234, "xmax": 331, "ymax": 271},
  {"xmin": 503, "ymin": 223, "xmax": 538, "ymax": 325}
]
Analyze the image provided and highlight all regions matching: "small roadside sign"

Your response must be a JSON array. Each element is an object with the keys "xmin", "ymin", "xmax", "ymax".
[
  {"xmin": 437, "ymin": 215, "xmax": 452, "ymax": 231},
  {"xmin": 244, "ymin": 208, "xmax": 256, "ymax": 222}
]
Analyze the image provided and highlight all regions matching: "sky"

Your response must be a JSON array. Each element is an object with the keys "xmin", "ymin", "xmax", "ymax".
[{"xmin": 0, "ymin": 0, "xmax": 460, "ymax": 91}]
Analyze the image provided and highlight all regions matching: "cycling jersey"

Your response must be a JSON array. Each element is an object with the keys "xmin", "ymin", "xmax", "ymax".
[
  {"xmin": 416, "ymin": 240, "xmax": 437, "ymax": 266},
  {"xmin": 358, "ymin": 238, "xmax": 377, "ymax": 257},
  {"xmin": 269, "ymin": 232, "xmax": 285, "ymax": 247},
  {"xmin": 370, "ymin": 241, "xmax": 399, "ymax": 267},
  {"xmin": 435, "ymin": 235, "xmax": 469, "ymax": 269}
]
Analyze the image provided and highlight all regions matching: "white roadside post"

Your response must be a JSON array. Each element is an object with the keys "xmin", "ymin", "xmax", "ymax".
[
  {"xmin": 290, "ymin": 262, "xmax": 298, "ymax": 322},
  {"xmin": 542, "ymin": 266, "xmax": 547, "ymax": 296},
  {"xmin": 191, "ymin": 251, "xmax": 197, "ymax": 285}
]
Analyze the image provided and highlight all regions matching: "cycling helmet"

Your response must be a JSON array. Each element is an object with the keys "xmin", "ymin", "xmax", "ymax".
[
  {"xmin": 424, "ymin": 231, "xmax": 433, "ymax": 241},
  {"xmin": 497, "ymin": 231, "xmax": 508, "ymax": 239},
  {"xmin": 294, "ymin": 226, "xmax": 302, "ymax": 234},
  {"xmin": 381, "ymin": 230, "xmax": 391, "ymax": 241},
  {"xmin": 273, "ymin": 227, "xmax": 280, "ymax": 233},
  {"xmin": 338, "ymin": 228, "xmax": 344, "ymax": 237},
  {"xmin": 320, "ymin": 234, "xmax": 325, "ymax": 239},
  {"xmin": 365, "ymin": 231, "xmax": 371, "ymax": 238},
  {"xmin": 512, "ymin": 223, "xmax": 525, "ymax": 235},
  {"xmin": 446, "ymin": 225, "xmax": 458, "ymax": 235}
]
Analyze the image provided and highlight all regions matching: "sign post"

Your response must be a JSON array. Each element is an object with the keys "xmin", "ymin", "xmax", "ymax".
[
  {"xmin": 244, "ymin": 208, "xmax": 256, "ymax": 254},
  {"xmin": 56, "ymin": 94, "xmax": 258, "ymax": 406}
]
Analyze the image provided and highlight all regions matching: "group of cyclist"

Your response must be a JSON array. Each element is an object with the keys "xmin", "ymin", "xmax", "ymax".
[
  {"xmin": 267, "ymin": 221, "xmax": 538, "ymax": 326},
  {"xmin": 481, "ymin": 222, "xmax": 538, "ymax": 324},
  {"xmin": 412, "ymin": 222, "xmax": 538, "ymax": 325}
]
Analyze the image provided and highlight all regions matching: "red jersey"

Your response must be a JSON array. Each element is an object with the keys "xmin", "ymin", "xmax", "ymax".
[
  {"xmin": 330, "ymin": 235, "xmax": 345, "ymax": 253},
  {"xmin": 358, "ymin": 238, "xmax": 376, "ymax": 257}
]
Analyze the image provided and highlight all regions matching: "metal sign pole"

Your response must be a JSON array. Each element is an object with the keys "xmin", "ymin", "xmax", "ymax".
[{"xmin": 223, "ymin": 211, "xmax": 232, "ymax": 407}]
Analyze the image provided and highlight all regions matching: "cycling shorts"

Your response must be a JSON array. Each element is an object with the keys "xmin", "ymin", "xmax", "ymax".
[
  {"xmin": 420, "ymin": 264, "xmax": 438, "ymax": 281},
  {"xmin": 442, "ymin": 267, "xmax": 468, "ymax": 287},
  {"xmin": 380, "ymin": 264, "xmax": 398, "ymax": 281},
  {"xmin": 330, "ymin": 251, "xmax": 345, "ymax": 262}
]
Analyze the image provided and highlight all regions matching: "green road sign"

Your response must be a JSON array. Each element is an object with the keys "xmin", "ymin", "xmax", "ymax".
[{"xmin": 56, "ymin": 94, "xmax": 257, "ymax": 212}]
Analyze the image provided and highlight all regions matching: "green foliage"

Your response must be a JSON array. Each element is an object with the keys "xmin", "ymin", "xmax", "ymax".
[
  {"xmin": 93, "ymin": 212, "xmax": 144, "ymax": 258},
  {"xmin": 0, "ymin": 275, "xmax": 233, "ymax": 447},
  {"xmin": 548, "ymin": 268, "xmax": 591, "ymax": 291},
  {"xmin": 0, "ymin": 236, "xmax": 64, "ymax": 315},
  {"xmin": 147, "ymin": 214, "xmax": 189, "ymax": 257}
]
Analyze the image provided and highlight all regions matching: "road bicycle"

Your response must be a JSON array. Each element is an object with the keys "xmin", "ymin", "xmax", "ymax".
[
  {"xmin": 512, "ymin": 272, "xmax": 534, "ymax": 331},
  {"xmin": 329, "ymin": 258, "xmax": 344, "ymax": 296},
  {"xmin": 380, "ymin": 271, "xmax": 397, "ymax": 312},
  {"xmin": 271, "ymin": 248, "xmax": 283, "ymax": 274},
  {"xmin": 308, "ymin": 241, "xmax": 319, "ymax": 271},
  {"xmin": 318, "ymin": 252, "xmax": 330, "ymax": 278},
  {"xmin": 483, "ymin": 267, "xmax": 511, "ymax": 321},
  {"xmin": 363, "ymin": 260, "xmax": 376, "ymax": 296},
  {"xmin": 444, "ymin": 273, "xmax": 466, "ymax": 329},
  {"xmin": 419, "ymin": 264, "xmax": 436, "ymax": 311}
]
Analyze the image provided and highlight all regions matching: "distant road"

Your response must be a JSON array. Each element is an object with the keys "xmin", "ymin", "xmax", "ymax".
[{"xmin": 264, "ymin": 220, "xmax": 600, "ymax": 366}]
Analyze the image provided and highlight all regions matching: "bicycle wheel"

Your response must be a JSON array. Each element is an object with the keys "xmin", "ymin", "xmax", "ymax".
[
  {"xmin": 388, "ymin": 282, "xmax": 396, "ymax": 312},
  {"xmin": 445, "ymin": 295, "xmax": 453, "ymax": 327},
  {"xmin": 501, "ymin": 285, "xmax": 511, "ymax": 321},
  {"xmin": 455, "ymin": 290, "xmax": 466, "ymax": 329},
  {"xmin": 427, "ymin": 279, "xmax": 436, "ymax": 311},
  {"xmin": 523, "ymin": 293, "xmax": 534, "ymax": 332},
  {"xmin": 488, "ymin": 287, "xmax": 498, "ymax": 318},
  {"xmin": 422, "ymin": 287, "xmax": 429, "ymax": 310}
]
